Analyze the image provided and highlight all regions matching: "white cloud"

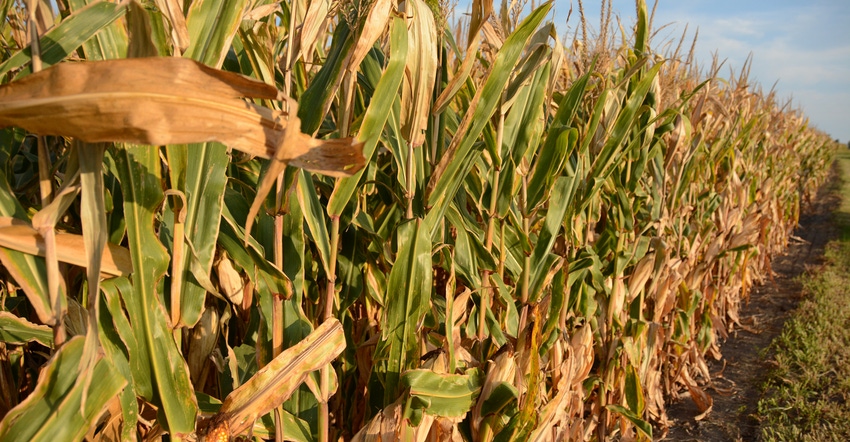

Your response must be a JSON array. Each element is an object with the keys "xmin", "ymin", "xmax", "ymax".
[{"xmin": 646, "ymin": 5, "xmax": 850, "ymax": 141}]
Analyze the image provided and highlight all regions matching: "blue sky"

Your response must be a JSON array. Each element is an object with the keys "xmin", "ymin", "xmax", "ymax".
[
  {"xmin": 553, "ymin": 0, "xmax": 850, "ymax": 142},
  {"xmin": 457, "ymin": 1, "xmax": 850, "ymax": 142}
]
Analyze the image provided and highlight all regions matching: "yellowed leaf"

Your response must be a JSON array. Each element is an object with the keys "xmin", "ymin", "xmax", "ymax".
[
  {"xmin": 244, "ymin": 3, "xmax": 281, "ymax": 21},
  {"xmin": 433, "ymin": 30, "xmax": 481, "ymax": 115},
  {"xmin": 352, "ymin": 397, "xmax": 436, "ymax": 442}
]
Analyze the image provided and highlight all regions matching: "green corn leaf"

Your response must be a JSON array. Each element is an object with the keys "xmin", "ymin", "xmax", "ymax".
[
  {"xmin": 299, "ymin": 21, "xmax": 354, "ymax": 135},
  {"xmin": 98, "ymin": 280, "xmax": 140, "ymax": 441},
  {"xmin": 497, "ymin": 64, "xmax": 549, "ymax": 216},
  {"xmin": 328, "ymin": 16, "xmax": 408, "ymax": 217},
  {"xmin": 0, "ymin": 0, "xmax": 11, "ymax": 37},
  {"xmin": 0, "ymin": 311, "xmax": 53, "ymax": 346},
  {"xmin": 526, "ymin": 127, "xmax": 577, "ymax": 212},
  {"xmin": 634, "ymin": 0, "xmax": 649, "ymax": 56},
  {"xmin": 402, "ymin": 368, "xmax": 484, "ymax": 418},
  {"xmin": 114, "ymin": 145, "xmax": 198, "ymax": 435},
  {"xmin": 77, "ymin": 142, "xmax": 107, "ymax": 307},
  {"xmin": 67, "ymin": 0, "xmax": 129, "ymax": 60},
  {"xmin": 375, "ymin": 219, "xmax": 433, "ymax": 406},
  {"xmin": 425, "ymin": 1, "xmax": 552, "ymax": 234},
  {"xmin": 551, "ymin": 68, "xmax": 593, "ymax": 127},
  {"xmin": 583, "ymin": 63, "xmax": 663, "ymax": 207},
  {"xmin": 503, "ymin": 44, "xmax": 550, "ymax": 112},
  {"xmin": 479, "ymin": 382, "xmax": 519, "ymax": 417},
  {"xmin": 102, "ymin": 150, "xmax": 127, "ymax": 247},
  {"xmin": 447, "ymin": 209, "xmax": 480, "ymax": 287},
  {"xmin": 0, "ymin": 1, "xmax": 127, "ymax": 78},
  {"xmin": 184, "ymin": 0, "xmax": 248, "ymax": 67},
  {"xmin": 0, "ymin": 247, "xmax": 56, "ymax": 326},
  {"xmin": 625, "ymin": 363, "xmax": 646, "ymax": 416},
  {"xmin": 528, "ymin": 176, "xmax": 575, "ymax": 301},
  {"xmin": 538, "ymin": 281, "xmax": 565, "ymax": 356},
  {"xmin": 101, "ymin": 276, "xmax": 149, "ymax": 392},
  {"xmin": 296, "ymin": 170, "xmax": 332, "ymax": 275},
  {"xmin": 169, "ymin": 0, "xmax": 242, "ymax": 326},
  {"xmin": 607, "ymin": 404, "xmax": 652, "ymax": 438},
  {"xmin": 197, "ymin": 392, "xmax": 314, "ymax": 442},
  {"xmin": 0, "ymin": 336, "xmax": 126, "ymax": 441},
  {"xmin": 165, "ymin": 143, "xmax": 229, "ymax": 327},
  {"xmin": 253, "ymin": 410, "xmax": 313, "ymax": 442}
]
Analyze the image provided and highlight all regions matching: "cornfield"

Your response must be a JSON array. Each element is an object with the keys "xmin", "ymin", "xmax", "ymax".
[{"xmin": 0, "ymin": 0, "xmax": 837, "ymax": 440}]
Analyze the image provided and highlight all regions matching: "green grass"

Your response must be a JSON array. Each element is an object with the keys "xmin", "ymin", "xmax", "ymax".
[{"xmin": 757, "ymin": 149, "xmax": 850, "ymax": 441}]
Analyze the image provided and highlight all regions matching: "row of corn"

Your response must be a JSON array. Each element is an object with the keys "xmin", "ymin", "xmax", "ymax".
[{"xmin": 0, "ymin": 0, "xmax": 836, "ymax": 440}]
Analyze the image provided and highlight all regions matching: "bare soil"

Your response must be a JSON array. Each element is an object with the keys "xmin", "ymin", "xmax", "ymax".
[{"xmin": 661, "ymin": 167, "xmax": 840, "ymax": 442}]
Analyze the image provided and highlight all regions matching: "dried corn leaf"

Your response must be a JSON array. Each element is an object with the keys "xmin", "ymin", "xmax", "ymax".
[
  {"xmin": 300, "ymin": 0, "xmax": 331, "ymax": 64},
  {"xmin": 352, "ymin": 397, "xmax": 436, "ymax": 442},
  {"xmin": 682, "ymin": 371, "xmax": 713, "ymax": 415},
  {"xmin": 203, "ymin": 318, "xmax": 345, "ymax": 437},
  {"xmin": 0, "ymin": 57, "xmax": 365, "ymax": 177},
  {"xmin": 352, "ymin": 398, "xmax": 404, "ymax": 442},
  {"xmin": 0, "ymin": 219, "xmax": 132, "ymax": 277},
  {"xmin": 471, "ymin": 349, "xmax": 517, "ymax": 435},
  {"xmin": 399, "ymin": 0, "xmax": 437, "ymax": 147},
  {"xmin": 344, "ymin": 0, "xmax": 392, "ymax": 72},
  {"xmin": 153, "ymin": 0, "xmax": 190, "ymax": 51}
]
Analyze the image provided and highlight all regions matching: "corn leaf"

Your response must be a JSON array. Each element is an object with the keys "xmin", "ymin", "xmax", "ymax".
[
  {"xmin": 205, "ymin": 318, "xmax": 345, "ymax": 437},
  {"xmin": 327, "ymin": 16, "xmax": 408, "ymax": 217},
  {"xmin": 0, "ymin": 58, "xmax": 365, "ymax": 177},
  {"xmin": 0, "ymin": 1, "xmax": 126, "ymax": 78},
  {"xmin": 425, "ymin": 2, "xmax": 552, "ymax": 233},
  {"xmin": 0, "ymin": 336, "xmax": 126, "ymax": 441},
  {"xmin": 184, "ymin": 0, "xmax": 247, "ymax": 67},
  {"xmin": 607, "ymin": 404, "xmax": 652, "ymax": 438},
  {"xmin": 296, "ymin": 170, "xmax": 331, "ymax": 275},
  {"xmin": 0, "ymin": 221, "xmax": 132, "ymax": 277},
  {"xmin": 399, "ymin": 0, "xmax": 437, "ymax": 147},
  {"xmin": 0, "ymin": 311, "xmax": 53, "ymax": 346},
  {"xmin": 97, "ymin": 280, "xmax": 140, "ymax": 441},
  {"xmin": 77, "ymin": 142, "xmax": 108, "ymax": 309},
  {"xmin": 374, "ymin": 219, "xmax": 433, "ymax": 406},
  {"xmin": 402, "ymin": 368, "xmax": 484, "ymax": 418},
  {"xmin": 164, "ymin": 143, "xmax": 228, "ymax": 327},
  {"xmin": 298, "ymin": 21, "xmax": 354, "ymax": 135},
  {"xmin": 67, "ymin": 0, "xmax": 128, "ymax": 60},
  {"xmin": 114, "ymin": 145, "xmax": 198, "ymax": 435},
  {"xmin": 153, "ymin": 0, "xmax": 189, "ymax": 52}
]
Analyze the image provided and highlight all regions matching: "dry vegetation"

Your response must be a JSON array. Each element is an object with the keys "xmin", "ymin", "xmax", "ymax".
[{"xmin": 0, "ymin": 0, "xmax": 838, "ymax": 440}]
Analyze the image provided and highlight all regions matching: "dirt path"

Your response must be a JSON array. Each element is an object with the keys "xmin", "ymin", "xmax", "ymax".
[{"xmin": 662, "ymin": 167, "xmax": 840, "ymax": 441}]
